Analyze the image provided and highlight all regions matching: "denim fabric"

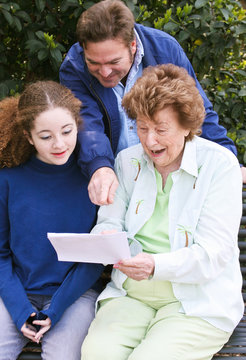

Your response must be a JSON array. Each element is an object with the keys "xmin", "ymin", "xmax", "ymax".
[{"xmin": 0, "ymin": 289, "xmax": 98, "ymax": 360}]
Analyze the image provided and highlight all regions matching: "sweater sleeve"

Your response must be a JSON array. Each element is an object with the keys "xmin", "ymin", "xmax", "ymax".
[
  {"xmin": 59, "ymin": 46, "xmax": 115, "ymax": 179},
  {"xmin": 0, "ymin": 175, "xmax": 35, "ymax": 331},
  {"xmin": 41, "ymin": 262, "xmax": 104, "ymax": 327}
]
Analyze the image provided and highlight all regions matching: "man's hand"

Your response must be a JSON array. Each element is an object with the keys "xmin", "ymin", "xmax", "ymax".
[
  {"xmin": 113, "ymin": 253, "xmax": 155, "ymax": 281},
  {"xmin": 241, "ymin": 167, "xmax": 246, "ymax": 184},
  {"xmin": 88, "ymin": 167, "xmax": 119, "ymax": 205}
]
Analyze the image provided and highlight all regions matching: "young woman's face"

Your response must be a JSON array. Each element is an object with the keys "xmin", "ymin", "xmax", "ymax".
[{"xmin": 27, "ymin": 107, "xmax": 78, "ymax": 165}]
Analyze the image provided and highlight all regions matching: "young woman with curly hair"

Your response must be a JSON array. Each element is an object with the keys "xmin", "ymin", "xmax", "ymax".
[{"xmin": 0, "ymin": 81, "xmax": 103, "ymax": 360}]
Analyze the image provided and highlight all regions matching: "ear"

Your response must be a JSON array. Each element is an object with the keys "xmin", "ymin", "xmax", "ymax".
[
  {"xmin": 23, "ymin": 130, "xmax": 34, "ymax": 145},
  {"xmin": 130, "ymin": 38, "xmax": 137, "ymax": 56}
]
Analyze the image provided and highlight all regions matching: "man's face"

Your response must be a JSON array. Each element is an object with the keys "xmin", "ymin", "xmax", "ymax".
[{"xmin": 84, "ymin": 38, "xmax": 136, "ymax": 88}]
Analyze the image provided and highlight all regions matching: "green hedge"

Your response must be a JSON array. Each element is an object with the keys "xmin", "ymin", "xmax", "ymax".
[{"xmin": 0, "ymin": 0, "xmax": 245, "ymax": 162}]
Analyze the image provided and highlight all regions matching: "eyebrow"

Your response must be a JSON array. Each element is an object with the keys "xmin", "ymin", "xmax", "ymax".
[{"xmin": 85, "ymin": 56, "xmax": 121, "ymax": 65}]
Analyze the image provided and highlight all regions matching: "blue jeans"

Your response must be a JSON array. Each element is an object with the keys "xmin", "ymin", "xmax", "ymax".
[{"xmin": 0, "ymin": 289, "xmax": 98, "ymax": 360}]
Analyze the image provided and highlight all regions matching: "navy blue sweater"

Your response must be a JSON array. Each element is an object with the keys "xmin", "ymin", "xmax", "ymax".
[{"xmin": 0, "ymin": 154, "xmax": 103, "ymax": 331}]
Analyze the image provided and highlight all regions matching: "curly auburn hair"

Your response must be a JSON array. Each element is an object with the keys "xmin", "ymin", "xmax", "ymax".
[
  {"xmin": 0, "ymin": 81, "xmax": 82, "ymax": 168},
  {"xmin": 122, "ymin": 64, "xmax": 205, "ymax": 141},
  {"xmin": 76, "ymin": 0, "xmax": 135, "ymax": 48}
]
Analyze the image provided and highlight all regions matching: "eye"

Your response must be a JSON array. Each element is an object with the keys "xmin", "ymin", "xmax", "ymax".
[
  {"xmin": 63, "ymin": 129, "xmax": 72, "ymax": 135},
  {"xmin": 157, "ymin": 128, "xmax": 166, "ymax": 134},
  {"xmin": 40, "ymin": 135, "xmax": 51, "ymax": 140},
  {"xmin": 110, "ymin": 60, "xmax": 120, "ymax": 65},
  {"xmin": 63, "ymin": 128, "xmax": 73, "ymax": 135},
  {"xmin": 138, "ymin": 127, "xmax": 147, "ymax": 132}
]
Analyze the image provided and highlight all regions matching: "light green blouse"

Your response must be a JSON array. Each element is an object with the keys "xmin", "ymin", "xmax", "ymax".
[{"xmin": 135, "ymin": 169, "xmax": 173, "ymax": 254}]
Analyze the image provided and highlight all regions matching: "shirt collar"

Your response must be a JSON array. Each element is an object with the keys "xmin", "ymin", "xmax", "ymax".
[
  {"xmin": 180, "ymin": 138, "xmax": 198, "ymax": 177},
  {"xmin": 133, "ymin": 28, "xmax": 144, "ymax": 68}
]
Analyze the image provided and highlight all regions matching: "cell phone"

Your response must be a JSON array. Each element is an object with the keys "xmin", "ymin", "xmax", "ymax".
[{"xmin": 26, "ymin": 312, "xmax": 47, "ymax": 332}]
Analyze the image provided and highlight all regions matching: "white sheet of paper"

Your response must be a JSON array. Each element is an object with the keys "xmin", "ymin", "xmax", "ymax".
[{"xmin": 47, "ymin": 231, "xmax": 131, "ymax": 264}]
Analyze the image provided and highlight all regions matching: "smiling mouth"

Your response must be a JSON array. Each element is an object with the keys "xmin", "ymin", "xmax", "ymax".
[
  {"xmin": 151, "ymin": 149, "xmax": 165, "ymax": 155},
  {"xmin": 52, "ymin": 151, "xmax": 66, "ymax": 156}
]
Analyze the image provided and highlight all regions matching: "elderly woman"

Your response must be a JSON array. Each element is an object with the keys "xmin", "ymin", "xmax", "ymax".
[{"xmin": 81, "ymin": 64, "xmax": 244, "ymax": 360}]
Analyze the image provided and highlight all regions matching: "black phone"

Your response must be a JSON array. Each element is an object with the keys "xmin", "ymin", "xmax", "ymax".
[{"xmin": 26, "ymin": 312, "xmax": 47, "ymax": 332}]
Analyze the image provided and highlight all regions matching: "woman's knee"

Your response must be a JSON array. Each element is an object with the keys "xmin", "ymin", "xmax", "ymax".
[{"xmin": 82, "ymin": 333, "xmax": 132, "ymax": 360}]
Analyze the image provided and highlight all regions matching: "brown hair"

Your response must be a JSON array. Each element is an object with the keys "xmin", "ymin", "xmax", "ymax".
[
  {"xmin": 122, "ymin": 64, "xmax": 205, "ymax": 141},
  {"xmin": 0, "ymin": 81, "xmax": 82, "ymax": 168},
  {"xmin": 76, "ymin": 0, "xmax": 135, "ymax": 48}
]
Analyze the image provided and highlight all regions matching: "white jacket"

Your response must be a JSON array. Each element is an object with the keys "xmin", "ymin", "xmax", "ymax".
[{"xmin": 92, "ymin": 136, "xmax": 244, "ymax": 332}]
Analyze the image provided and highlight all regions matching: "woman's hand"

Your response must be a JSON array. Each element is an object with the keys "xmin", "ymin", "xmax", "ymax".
[
  {"xmin": 114, "ymin": 253, "xmax": 155, "ymax": 281},
  {"xmin": 33, "ymin": 317, "xmax": 52, "ymax": 343},
  {"xmin": 21, "ymin": 312, "xmax": 38, "ymax": 343}
]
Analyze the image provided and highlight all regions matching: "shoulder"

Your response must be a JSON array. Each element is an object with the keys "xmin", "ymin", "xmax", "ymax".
[
  {"xmin": 195, "ymin": 136, "xmax": 239, "ymax": 168},
  {"xmin": 0, "ymin": 164, "xmax": 23, "ymax": 178},
  {"xmin": 135, "ymin": 23, "xmax": 181, "ymax": 48},
  {"xmin": 60, "ymin": 42, "xmax": 86, "ymax": 72},
  {"xmin": 116, "ymin": 144, "xmax": 145, "ymax": 164},
  {"xmin": 0, "ymin": 165, "xmax": 24, "ymax": 194},
  {"xmin": 115, "ymin": 144, "xmax": 146, "ymax": 179}
]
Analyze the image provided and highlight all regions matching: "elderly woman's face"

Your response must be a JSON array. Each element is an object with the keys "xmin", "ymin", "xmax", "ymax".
[{"xmin": 137, "ymin": 106, "xmax": 190, "ymax": 174}]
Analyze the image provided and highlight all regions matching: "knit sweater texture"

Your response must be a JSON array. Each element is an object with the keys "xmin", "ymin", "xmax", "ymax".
[{"xmin": 0, "ymin": 154, "xmax": 103, "ymax": 330}]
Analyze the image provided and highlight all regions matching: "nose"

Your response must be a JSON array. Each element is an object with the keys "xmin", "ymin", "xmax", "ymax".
[
  {"xmin": 145, "ymin": 130, "xmax": 158, "ymax": 147},
  {"xmin": 98, "ymin": 65, "xmax": 112, "ymax": 78},
  {"xmin": 52, "ymin": 135, "xmax": 65, "ymax": 149}
]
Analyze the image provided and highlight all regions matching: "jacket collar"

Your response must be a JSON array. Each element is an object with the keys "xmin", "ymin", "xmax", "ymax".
[{"xmin": 134, "ymin": 24, "xmax": 159, "ymax": 67}]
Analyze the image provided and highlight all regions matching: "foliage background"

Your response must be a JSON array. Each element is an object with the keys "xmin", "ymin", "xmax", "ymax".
[{"xmin": 0, "ymin": 0, "xmax": 245, "ymax": 162}]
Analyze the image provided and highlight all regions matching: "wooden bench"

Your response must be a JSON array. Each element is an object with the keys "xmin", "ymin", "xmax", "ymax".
[
  {"xmin": 18, "ymin": 187, "xmax": 246, "ymax": 360},
  {"xmin": 212, "ymin": 186, "xmax": 246, "ymax": 359}
]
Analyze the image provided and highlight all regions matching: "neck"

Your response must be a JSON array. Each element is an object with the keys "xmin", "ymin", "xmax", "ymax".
[{"xmin": 155, "ymin": 153, "xmax": 183, "ymax": 188}]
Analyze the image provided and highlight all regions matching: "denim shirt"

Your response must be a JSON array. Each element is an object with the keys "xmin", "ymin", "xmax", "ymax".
[
  {"xmin": 92, "ymin": 136, "xmax": 243, "ymax": 332},
  {"xmin": 113, "ymin": 30, "xmax": 144, "ymax": 154}
]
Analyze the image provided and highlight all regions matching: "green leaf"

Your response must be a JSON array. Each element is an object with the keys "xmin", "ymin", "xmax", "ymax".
[
  {"xmin": 25, "ymin": 39, "xmax": 45, "ymax": 52},
  {"xmin": 125, "ymin": 0, "xmax": 135, "ymax": 11},
  {"xmin": 35, "ymin": 0, "xmax": 46, "ymax": 12},
  {"xmin": 46, "ymin": 14, "xmax": 57, "ymax": 28},
  {"xmin": 2, "ymin": 9, "xmax": 14, "ymax": 26},
  {"xmin": 232, "ymin": 103, "xmax": 244, "ymax": 119},
  {"xmin": 239, "ymin": 88, "xmax": 246, "ymax": 97},
  {"xmin": 16, "ymin": 10, "xmax": 31, "ymax": 23},
  {"xmin": 194, "ymin": 0, "xmax": 209, "ymax": 9},
  {"xmin": 13, "ymin": 16, "xmax": 22, "ymax": 32},
  {"xmin": 235, "ymin": 24, "xmax": 246, "ymax": 35},
  {"xmin": 213, "ymin": 21, "xmax": 225, "ymax": 29},
  {"xmin": 220, "ymin": 8, "xmax": 230, "ymax": 20},
  {"xmin": 38, "ymin": 48, "xmax": 49, "ymax": 61},
  {"xmin": 178, "ymin": 30, "xmax": 190, "ymax": 43},
  {"xmin": 0, "ymin": 3, "xmax": 11, "ymax": 11},
  {"xmin": 236, "ymin": 70, "xmax": 246, "ymax": 77},
  {"xmin": 60, "ymin": 0, "xmax": 81, "ymax": 12},
  {"xmin": 50, "ymin": 48, "xmax": 62, "ymax": 63},
  {"xmin": 35, "ymin": 31, "xmax": 44, "ymax": 40},
  {"xmin": 0, "ymin": 83, "xmax": 9, "ymax": 100},
  {"xmin": 163, "ymin": 22, "xmax": 179, "ymax": 33},
  {"xmin": 57, "ymin": 43, "xmax": 66, "ymax": 52},
  {"xmin": 189, "ymin": 15, "xmax": 202, "ymax": 20}
]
